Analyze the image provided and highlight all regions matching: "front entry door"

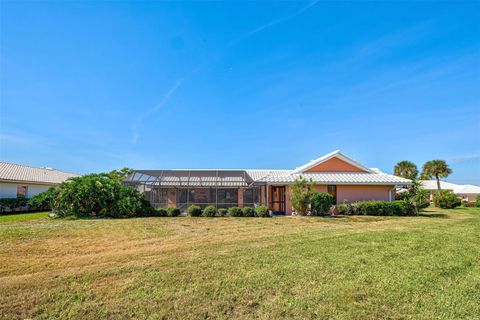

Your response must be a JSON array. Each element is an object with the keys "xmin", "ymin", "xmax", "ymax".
[{"xmin": 271, "ymin": 186, "xmax": 286, "ymax": 214}]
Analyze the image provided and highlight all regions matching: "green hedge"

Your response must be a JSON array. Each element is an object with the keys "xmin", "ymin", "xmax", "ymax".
[
  {"xmin": 0, "ymin": 198, "xmax": 47, "ymax": 215},
  {"xmin": 218, "ymin": 208, "xmax": 228, "ymax": 217},
  {"xmin": 463, "ymin": 202, "xmax": 477, "ymax": 208},
  {"xmin": 153, "ymin": 208, "xmax": 168, "ymax": 217},
  {"xmin": 337, "ymin": 200, "xmax": 415, "ymax": 216}
]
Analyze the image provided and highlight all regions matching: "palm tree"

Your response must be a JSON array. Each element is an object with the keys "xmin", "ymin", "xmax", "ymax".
[
  {"xmin": 421, "ymin": 160, "xmax": 452, "ymax": 191},
  {"xmin": 394, "ymin": 161, "xmax": 418, "ymax": 180}
]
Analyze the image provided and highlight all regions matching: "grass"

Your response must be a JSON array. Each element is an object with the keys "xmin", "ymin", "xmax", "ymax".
[
  {"xmin": 0, "ymin": 211, "xmax": 49, "ymax": 223},
  {"xmin": 1, "ymin": 207, "xmax": 479, "ymax": 319}
]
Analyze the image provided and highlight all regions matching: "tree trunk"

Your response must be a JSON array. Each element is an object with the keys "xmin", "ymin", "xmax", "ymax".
[{"xmin": 436, "ymin": 175, "xmax": 441, "ymax": 191}]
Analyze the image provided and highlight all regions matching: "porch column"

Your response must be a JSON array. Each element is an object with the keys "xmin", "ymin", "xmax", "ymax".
[
  {"xmin": 168, "ymin": 188, "xmax": 177, "ymax": 207},
  {"xmin": 238, "ymin": 188, "xmax": 244, "ymax": 208},
  {"xmin": 260, "ymin": 185, "xmax": 265, "ymax": 206}
]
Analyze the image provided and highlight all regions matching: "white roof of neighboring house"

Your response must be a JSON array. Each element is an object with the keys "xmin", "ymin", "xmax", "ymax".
[
  {"xmin": 0, "ymin": 161, "xmax": 79, "ymax": 185},
  {"xmin": 421, "ymin": 180, "xmax": 480, "ymax": 194},
  {"xmin": 455, "ymin": 184, "xmax": 480, "ymax": 194},
  {"xmin": 421, "ymin": 180, "xmax": 459, "ymax": 191}
]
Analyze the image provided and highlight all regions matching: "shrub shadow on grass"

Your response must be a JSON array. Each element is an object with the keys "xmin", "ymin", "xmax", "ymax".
[{"xmin": 417, "ymin": 213, "xmax": 449, "ymax": 219}]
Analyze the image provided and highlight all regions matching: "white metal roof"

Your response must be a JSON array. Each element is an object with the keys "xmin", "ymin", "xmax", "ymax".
[
  {"xmin": 0, "ymin": 161, "xmax": 79, "ymax": 185},
  {"xmin": 456, "ymin": 184, "xmax": 480, "ymax": 194},
  {"xmin": 421, "ymin": 180, "xmax": 480, "ymax": 194},
  {"xmin": 255, "ymin": 170, "xmax": 411, "ymax": 185}
]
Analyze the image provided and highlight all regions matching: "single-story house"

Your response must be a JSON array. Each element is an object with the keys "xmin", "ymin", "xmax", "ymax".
[
  {"xmin": 0, "ymin": 161, "xmax": 79, "ymax": 198},
  {"xmin": 125, "ymin": 150, "xmax": 412, "ymax": 214},
  {"xmin": 421, "ymin": 180, "xmax": 480, "ymax": 202}
]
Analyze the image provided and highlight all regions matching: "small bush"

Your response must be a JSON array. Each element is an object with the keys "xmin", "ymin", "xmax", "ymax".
[
  {"xmin": 218, "ymin": 208, "xmax": 228, "ymax": 217},
  {"xmin": 203, "ymin": 205, "xmax": 217, "ymax": 217},
  {"xmin": 476, "ymin": 195, "xmax": 480, "ymax": 207},
  {"xmin": 228, "ymin": 207, "xmax": 242, "ymax": 217},
  {"xmin": 254, "ymin": 205, "xmax": 270, "ymax": 217},
  {"xmin": 463, "ymin": 202, "xmax": 476, "ymax": 207},
  {"xmin": 311, "ymin": 192, "xmax": 334, "ymax": 216},
  {"xmin": 336, "ymin": 202, "xmax": 352, "ymax": 215},
  {"xmin": 336, "ymin": 200, "xmax": 415, "ymax": 216},
  {"xmin": 153, "ymin": 208, "xmax": 168, "ymax": 217},
  {"xmin": 167, "ymin": 206, "xmax": 181, "ymax": 217},
  {"xmin": 0, "ymin": 198, "xmax": 40, "ymax": 214},
  {"xmin": 242, "ymin": 207, "xmax": 255, "ymax": 217},
  {"xmin": 433, "ymin": 191, "xmax": 461, "ymax": 209},
  {"xmin": 187, "ymin": 205, "xmax": 202, "ymax": 217}
]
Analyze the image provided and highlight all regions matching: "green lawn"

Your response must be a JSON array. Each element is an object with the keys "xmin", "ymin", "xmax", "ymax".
[{"xmin": 1, "ymin": 208, "xmax": 479, "ymax": 319}]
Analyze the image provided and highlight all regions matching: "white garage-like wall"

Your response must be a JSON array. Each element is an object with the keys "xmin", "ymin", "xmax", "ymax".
[{"xmin": 0, "ymin": 182, "xmax": 52, "ymax": 198}]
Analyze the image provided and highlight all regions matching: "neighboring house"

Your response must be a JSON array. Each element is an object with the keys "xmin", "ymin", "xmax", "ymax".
[
  {"xmin": 421, "ymin": 180, "xmax": 480, "ymax": 202},
  {"xmin": 125, "ymin": 150, "xmax": 412, "ymax": 214},
  {"xmin": 0, "ymin": 162, "xmax": 79, "ymax": 199}
]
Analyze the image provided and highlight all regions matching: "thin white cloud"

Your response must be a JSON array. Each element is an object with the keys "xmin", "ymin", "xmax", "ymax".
[
  {"xmin": 452, "ymin": 155, "xmax": 480, "ymax": 164},
  {"xmin": 131, "ymin": 0, "xmax": 320, "ymax": 143}
]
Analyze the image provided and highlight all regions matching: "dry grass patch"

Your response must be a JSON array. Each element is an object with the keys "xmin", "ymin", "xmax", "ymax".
[{"xmin": 1, "ymin": 208, "xmax": 479, "ymax": 319}]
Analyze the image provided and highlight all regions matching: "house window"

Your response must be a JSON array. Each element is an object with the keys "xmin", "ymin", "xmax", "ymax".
[
  {"xmin": 17, "ymin": 185, "xmax": 28, "ymax": 198},
  {"xmin": 327, "ymin": 185, "xmax": 337, "ymax": 203}
]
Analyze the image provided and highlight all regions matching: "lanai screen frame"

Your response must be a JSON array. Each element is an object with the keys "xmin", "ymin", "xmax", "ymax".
[{"xmin": 124, "ymin": 169, "xmax": 267, "ymax": 210}]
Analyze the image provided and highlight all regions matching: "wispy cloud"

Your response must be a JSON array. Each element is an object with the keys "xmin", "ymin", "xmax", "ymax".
[
  {"xmin": 452, "ymin": 155, "xmax": 480, "ymax": 164},
  {"xmin": 131, "ymin": 0, "xmax": 320, "ymax": 143},
  {"xmin": 0, "ymin": 132, "xmax": 50, "ymax": 147}
]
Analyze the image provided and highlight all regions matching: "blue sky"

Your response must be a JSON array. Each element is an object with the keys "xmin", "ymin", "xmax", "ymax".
[{"xmin": 1, "ymin": 1, "xmax": 479, "ymax": 184}]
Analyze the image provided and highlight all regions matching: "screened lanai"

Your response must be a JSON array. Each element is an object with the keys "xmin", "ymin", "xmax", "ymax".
[{"xmin": 124, "ymin": 170, "xmax": 267, "ymax": 211}]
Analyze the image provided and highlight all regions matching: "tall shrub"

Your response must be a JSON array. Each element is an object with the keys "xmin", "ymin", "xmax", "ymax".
[
  {"xmin": 310, "ymin": 192, "xmax": 334, "ymax": 216},
  {"xmin": 290, "ymin": 177, "xmax": 315, "ymax": 216},
  {"xmin": 28, "ymin": 187, "xmax": 58, "ymax": 211},
  {"xmin": 53, "ymin": 174, "xmax": 152, "ymax": 217}
]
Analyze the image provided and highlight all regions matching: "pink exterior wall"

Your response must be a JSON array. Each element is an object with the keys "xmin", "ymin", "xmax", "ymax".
[
  {"xmin": 306, "ymin": 157, "xmax": 366, "ymax": 173},
  {"xmin": 336, "ymin": 185, "xmax": 393, "ymax": 203},
  {"xmin": 458, "ymin": 193, "xmax": 479, "ymax": 202},
  {"xmin": 282, "ymin": 184, "xmax": 394, "ymax": 215}
]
